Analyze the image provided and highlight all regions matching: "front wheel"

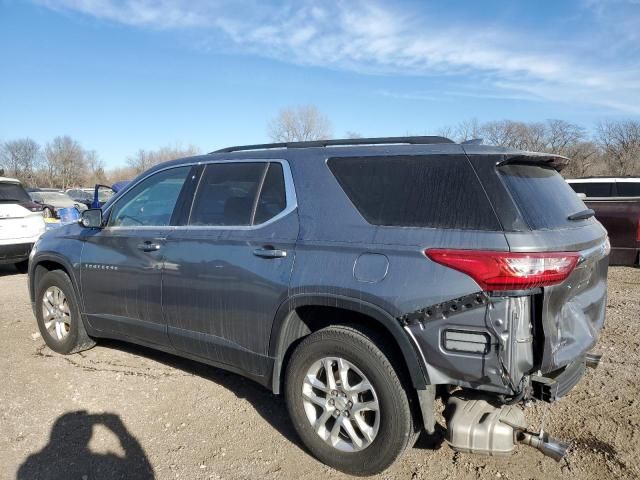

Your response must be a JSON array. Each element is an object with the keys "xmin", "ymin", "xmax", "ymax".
[
  {"xmin": 285, "ymin": 326, "xmax": 415, "ymax": 475},
  {"xmin": 35, "ymin": 270, "xmax": 95, "ymax": 354}
]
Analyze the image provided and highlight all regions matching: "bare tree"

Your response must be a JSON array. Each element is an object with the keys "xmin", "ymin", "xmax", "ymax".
[
  {"xmin": 268, "ymin": 105, "xmax": 332, "ymax": 142},
  {"xmin": 0, "ymin": 138, "xmax": 42, "ymax": 183},
  {"xmin": 126, "ymin": 144, "xmax": 200, "ymax": 175},
  {"xmin": 44, "ymin": 136, "xmax": 87, "ymax": 189},
  {"xmin": 597, "ymin": 120, "xmax": 640, "ymax": 176},
  {"xmin": 454, "ymin": 118, "xmax": 483, "ymax": 142},
  {"xmin": 85, "ymin": 150, "xmax": 107, "ymax": 185}
]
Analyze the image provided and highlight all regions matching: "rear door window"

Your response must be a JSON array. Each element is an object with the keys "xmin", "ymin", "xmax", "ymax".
[
  {"xmin": 327, "ymin": 155, "xmax": 501, "ymax": 230},
  {"xmin": 499, "ymin": 165, "xmax": 592, "ymax": 230},
  {"xmin": 189, "ymin": 162, "xmax": 288, "ymax": 226}
]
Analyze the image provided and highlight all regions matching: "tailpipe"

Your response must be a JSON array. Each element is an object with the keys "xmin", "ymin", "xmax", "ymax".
[{"xmin": 518, "ymin": 431, "xmax": 570, "ymax": 462}]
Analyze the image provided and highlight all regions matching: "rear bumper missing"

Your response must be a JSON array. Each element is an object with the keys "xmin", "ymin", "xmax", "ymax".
[{"xmin": 530, "ymin": 356, "xmax": 590, "ymax": 402}]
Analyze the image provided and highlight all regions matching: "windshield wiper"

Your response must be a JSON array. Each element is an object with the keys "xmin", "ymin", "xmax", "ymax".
[{"xmin": 567, "ymin": 208, "xmax": 595, "ymax": 221}]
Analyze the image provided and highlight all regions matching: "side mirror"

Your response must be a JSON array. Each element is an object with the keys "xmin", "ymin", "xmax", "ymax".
[{"xmin": 80, "ymin": 209, "xmax": 103, "ymax": 228}]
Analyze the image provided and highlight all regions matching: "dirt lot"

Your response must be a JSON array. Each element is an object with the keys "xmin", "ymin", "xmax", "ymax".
[{"xmin": 1, "ymin": 266, "xmax": 639, "ymax": 480}]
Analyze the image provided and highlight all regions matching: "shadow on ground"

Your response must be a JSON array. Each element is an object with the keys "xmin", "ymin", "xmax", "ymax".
[
  {"xmin": 17, "ymin": 410, "xmax": 155, "ymax": 479},
  {"xmin": 0, "ymin": 264, "xmax": 22, "ymax": 277},
  {"xmin": 87, "ymin": 339, "xmax": 445, "ymax": 455}
]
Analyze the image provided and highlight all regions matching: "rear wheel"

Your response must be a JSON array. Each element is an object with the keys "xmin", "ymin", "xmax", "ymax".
[
  {"xmin": 35, "ymin": 270, "xmax": 95, "ymax": 354},
  {"xmin": 285, "ymin": 325, "xmax": 415, "ymax": 475}
]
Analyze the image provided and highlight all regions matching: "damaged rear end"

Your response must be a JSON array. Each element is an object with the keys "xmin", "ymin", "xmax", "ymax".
[{"xmin": 403, "ymin": 150, "xmax": 609, "ymax": 461}]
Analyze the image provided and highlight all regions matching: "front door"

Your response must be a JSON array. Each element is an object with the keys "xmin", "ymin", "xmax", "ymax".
[
  {"xmin": 81, "ymin": 165, "xmax": 194, "ymax": 346},
  {"xmin": 162, "ymin": 161, "xmax": 298, "ymax": 376}
]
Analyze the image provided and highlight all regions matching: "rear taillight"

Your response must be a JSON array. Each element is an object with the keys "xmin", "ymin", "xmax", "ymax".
[{"xmin": 425, "ymin": 249, "xmax": 581, "ymax": 291}]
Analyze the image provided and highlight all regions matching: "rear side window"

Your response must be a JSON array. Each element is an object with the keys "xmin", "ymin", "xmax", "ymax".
[
  {"xmin": 568, "ymin": 182, "xmax": 613, "ymax": 197},
  {"xmin": 500, "ymin": 165, "xmax": 591, "ymax": 230},
  {"xmin": 327, "ymin": 155, "xmax": 501, "ymax": 230},
  {"xmin": 189, "ymin": 162, "xmax": 287, "ymax": 226},
  {"xmin": 0, "ymin": 183, "xmax": 31, "ymax": 202},
  {"xmin": 616, "ymin": 182, "xmax": 640, "ymax": 197}
]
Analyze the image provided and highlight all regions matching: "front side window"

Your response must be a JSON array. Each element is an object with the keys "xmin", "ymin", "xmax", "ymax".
[
  {"xmin": 108, "ymin": 166, "xmax": 190, "ymax": 227},
  {"xmin": 189, "ymin": 162, "xmax": 288, "ymax": 227}
]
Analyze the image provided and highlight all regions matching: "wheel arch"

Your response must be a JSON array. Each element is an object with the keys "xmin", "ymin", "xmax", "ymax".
[
  {"xmin": 268, "ymin": 294, "xmax": 428, "ymax": 394},
  {"xmin": 29, "ymin": 254, "xmax": 82, "ymax": 310}
]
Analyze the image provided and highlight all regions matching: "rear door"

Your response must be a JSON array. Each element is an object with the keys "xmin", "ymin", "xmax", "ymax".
[
  {"xmin": 496, "ymin": 164, "xmax": 609, "ymax": 373},
  {"xmin": 162, "ymin": 160, "xmax": 298, "ymax": 376}
]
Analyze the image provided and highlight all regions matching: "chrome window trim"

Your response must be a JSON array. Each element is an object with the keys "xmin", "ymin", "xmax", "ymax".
[{"xmin": 103, "ymin": 158, "xmax": 297, "ymax": 232}]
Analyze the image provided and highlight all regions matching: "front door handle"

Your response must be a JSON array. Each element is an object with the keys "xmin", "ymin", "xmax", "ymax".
[
  {"xmin": 253, "ymin": 247, "xmax": 287, "ymax": 258},
  {"xmin": 137, "ymin": 241, "xmax": 161, "ymax": 252}
]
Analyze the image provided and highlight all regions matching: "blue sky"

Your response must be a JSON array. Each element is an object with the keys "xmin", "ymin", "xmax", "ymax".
[{"xmin": 1, "ymin": 0, "xmax": 639, "ymax": 167}]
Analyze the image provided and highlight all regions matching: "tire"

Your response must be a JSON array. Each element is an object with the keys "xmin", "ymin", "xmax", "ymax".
[
  {"xmin": 285, "ymin": 325, "xmax": 415, "ymax": 476},
  {"xmin": 42, "ymin": 207, "xmax": 53, "ymax": 219},
  {"xmin": 14, "ymin": 259, "xmax": 29, "ymax": 274},
  {"xmin": 35, "ymin": 270, "xmax": 95, "ymax": 354}
]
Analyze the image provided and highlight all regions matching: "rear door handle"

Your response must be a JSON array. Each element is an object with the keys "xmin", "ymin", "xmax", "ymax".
[
  {"xmin": 137, "ymin": 241, "xmax": 162, "ymax": 252},
  {"xmin": 253, "ymin": 247, "xmax": 287, "ymax": 258}
]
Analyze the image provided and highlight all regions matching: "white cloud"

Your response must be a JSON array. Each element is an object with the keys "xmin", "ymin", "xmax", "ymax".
[{"xmin": 35, "ymin": 0, "xmax": 640, "ymax": 114}]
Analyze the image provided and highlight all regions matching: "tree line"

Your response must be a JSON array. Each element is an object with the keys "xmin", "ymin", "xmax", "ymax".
[
  {"xmin": 268, "ymin": 106, "xmax": 640, "ymax": 178},
  {"xmin": 2, "ymin": 108, "xmax": 638, "ymax": 189},
  {"xmin": 0, "ymin": 137, "xmax": 200, "ymax": 188}
]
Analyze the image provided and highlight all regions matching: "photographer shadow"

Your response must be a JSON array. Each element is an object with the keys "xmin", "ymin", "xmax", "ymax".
[{"xmin": 17, "ymin": 410, "xmax": 154, "ymax": 480}]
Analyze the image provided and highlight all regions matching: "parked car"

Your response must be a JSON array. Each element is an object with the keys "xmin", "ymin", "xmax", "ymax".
[
  {"xmin": 567, "ymin": 177, "xmax": 639, "ymax": 266},
  {"xmin": 29, "ymin": 191, "xmax": 87, "ymax": 221},
  {"xmin": 66, "ymin": 188, "xmax": 94, "ymax": 208},
  {"xmin": 28, "ymin": 137, "xmax": 609, "ymax": 475},
  {"xmin": 0, "ymin": 177, "xmax": 45, "ymax": 272}
]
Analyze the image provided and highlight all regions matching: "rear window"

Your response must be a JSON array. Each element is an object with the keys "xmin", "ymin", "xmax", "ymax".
[
  {"xmin": 568, "ymin": 182, "xmax": 613, "ymax": 198},
  {"xmin": 616, "ymin": 182, "xmax": 640, "ymax": 197},
  {"xmin": 327, "ymin": 155, "xmax": 501, "ymax": 230},
  {"xmin": 0, "ymin": 182, "xmax": 31, "ymax": 202},
  {"xmin": 499, "ymin": 165, "xmax": 592, "ymax": 230}
]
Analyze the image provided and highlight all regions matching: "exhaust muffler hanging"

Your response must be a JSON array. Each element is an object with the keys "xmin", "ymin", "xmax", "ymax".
[
  {"xmin": 517, "ymin": 430, "xmax": 570, "ymax": 461},
  {"xmin": 445, "ymin": 394, "xmax": 569, "ymax": 461}
]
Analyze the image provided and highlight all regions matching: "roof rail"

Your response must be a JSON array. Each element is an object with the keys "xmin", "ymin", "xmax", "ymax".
[{"xmin": 211, "ymin": 136, "xmax": 454, "ymax": 154}]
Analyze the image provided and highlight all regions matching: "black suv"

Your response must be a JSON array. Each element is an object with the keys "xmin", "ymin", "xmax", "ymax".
[{"xmin": 29, "ymin": 137, "xmax": 609, "ymax": 475}]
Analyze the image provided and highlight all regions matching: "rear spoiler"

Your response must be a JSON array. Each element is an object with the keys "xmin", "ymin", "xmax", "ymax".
[{"xmin": 496, "ymin": 154, "xmax": 570, "ymax": 172}]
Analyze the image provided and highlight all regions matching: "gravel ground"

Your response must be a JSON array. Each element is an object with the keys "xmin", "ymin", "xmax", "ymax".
[{"xmin": 1, "ymin": 265, "xmax": 638, "ymax": 480}]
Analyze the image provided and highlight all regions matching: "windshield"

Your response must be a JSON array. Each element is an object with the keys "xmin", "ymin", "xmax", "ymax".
[
  {"xmin": 499, "ymin": 165, "xmax": 593, "ymax": 229},
  {"xmin": 98, "ymin": 188, "xmax": 114, "ymax": 202}
]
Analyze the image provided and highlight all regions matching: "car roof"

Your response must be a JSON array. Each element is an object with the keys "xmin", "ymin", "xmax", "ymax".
[
  {"xmin": 0, "ymin": 176, "xmax": 21, "ymax": 184},
  {"xmin": 567, "ymin": 177, "xmax": 640, "ymax": 183},
  {"xmin": 134, "ymin": 137, "xmax": 571, "ymax": 182}
]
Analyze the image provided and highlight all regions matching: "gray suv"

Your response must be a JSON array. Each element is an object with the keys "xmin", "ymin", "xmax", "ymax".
[{"xmin": 28, "ymin": 137, "xmax": 609, "ymax": 475}]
